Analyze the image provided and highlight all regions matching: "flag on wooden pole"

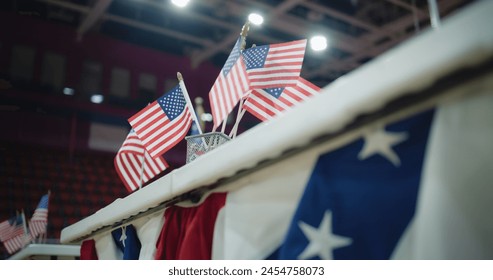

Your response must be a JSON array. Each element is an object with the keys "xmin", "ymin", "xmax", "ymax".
[
  {"xmin": 243, "ymin": 39, "xmax": 307, "ymax": 89},
  {"xmin": 208, "ymin": 36, "xmax": 250, "ymax": 130},
  {"xmin": 177, "ymin": 72, "xmax": 204, "ymax": 137},
  {"xmin": 115, "ymin": 129, "xmax": 169, "ymax": 193},
  {"xmin": 0, "ymin": 215, "xmax": 23, "ymax": 243},
  {"xmin": 129, "ymin": 84, "xmax": 193, "ymax": 158},
  {"xmin": 29, "ymin": 193, "xmax": 50, "ymax": 240},
  {"xmin": 1, "ymin": 211, "xmax": 30, "ymax": 255},
  {"xmin": 243, "ymin": 77, "xmax": 321, "ymax": 122}
]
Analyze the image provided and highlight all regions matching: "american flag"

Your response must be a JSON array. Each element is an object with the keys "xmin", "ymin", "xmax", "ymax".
[
  {"xmin": 1, "ymin": 213, "xmax": 29, "ymax": 255},
  {"xmin": 209, "ymin": 37, "xmax": 250, "ymax": 129},
  {"xmin": 243, "ymin": 77, "xmax": 321, "ymax": 122},
  {"xmin": 4, "ymin": 234, "xmax": 30, "ymax": 254},
  {"xmin": 243, "ymin": 39, "xmax": 307, "ymax": 89},
  {"xmin": 129, "ymin": 84, "xmax": 193, "ymax": 158},
  {"xmin": 115, "ymin": 129, "xmax": 169, "ymax": 193},
  {"xmin": 0, "ymin": 216, "xmax": 23, "ymax": 242},
  {"xmin": 29, "ymin": 194, "xmax": 49, "ymax": 239}
]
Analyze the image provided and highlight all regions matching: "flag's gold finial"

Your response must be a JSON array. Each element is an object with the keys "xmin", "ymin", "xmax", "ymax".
[
  {"xmin": 240, "ymin": 21, "xmax": 250, "ymax": 51},
  {"xmin": 240, "ymin": 21, "xmax": 250, "ymax": 38},
  {"xmin": 177, "ymin": 72, "xmax": 183, "ymax": 81}
]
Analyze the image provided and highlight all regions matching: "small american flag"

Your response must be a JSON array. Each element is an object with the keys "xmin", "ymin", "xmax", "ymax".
[
  {"xmin": 115, "ymin": 129, "xmax": 169, "ymax": 193},
  {"xmin": 243, "ymin": 39, "xmax": 307, "ymax": 89},
  {"xmin": 209, "ymin": 37, "xmax": 250, "ymax": 129},
  {"xmin": 1, "ymin": 213, "xmax": 30, "ymax": 254},
  {"xmin": 29, "ymin": 194, "xmax": 49, "ymax": 239},
  {"xmin": 243, "ymin": 77, "xmax": 321, "ymax": 122},
  {"xmin": 129, "ymin": 84, "xmax": 193, "ymax": 158},
  {"xmin": 0, "ymin": 216, "xmax": 23, "ymax": 242},
  {"xmin": 4, "ymin": 234, "xmax": 30, "ymax": 254}
]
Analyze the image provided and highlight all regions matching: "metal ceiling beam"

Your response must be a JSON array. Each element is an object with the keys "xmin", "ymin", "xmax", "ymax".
[
  {"xmin": 132, "ymin": 0, "xmax": 233, "ymax": 31},
  {"xmin": 357, "ymin": 0, "xmax": 461, "ymax": 49},
  {"xmin": 241, "ymin": 0, "xmax": 362, "ymax": 52},
  {"xmin": 37, "ymin": 0, "xmax": 467, "ymax": 83},
  {"xmin": 305, "ymin": 0, "xmax": 465, "ymax": 79},
  {"xmin": 190, "ymin": 0, "xmax": 305, "ymax": 68},
  {"xmin": 77, "ymin": 0, "xmax": 113, "ymax": 40},
  {"xmin": 37, "ymin": 0, "xmax": 90, "ymax": 13},
  {"xmin": 103, "ymin": 13, "xmax": 214, "ymax": 47},
  {"xmin": 385, "ymin": 0, "xmax": 427, "ymax": 17},
  {"xmin": 300, "ymin": 1, "xmax": 379, "ymax": 32},
  {"xmin": 37, "ymin": 0, "xmax": 213, "ymax": 47},
  {"xmin": 130, "ymin": 0, "xmax": 278, "ymax": 52},
  {"xmin": 192, "ymin": 0, "xmax": 363, "ymax": 67},
  {"xmin": 261, "ymin": 10, "xmax": 361, "ymax": 53}
]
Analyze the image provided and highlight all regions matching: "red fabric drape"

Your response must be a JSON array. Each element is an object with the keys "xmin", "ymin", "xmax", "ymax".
[
  {"xmin": 80, "ymin": 239, "xmax": 98, "ymax": 260},
  {"xmin": 154, "ymin": 193, "xmax": 226, "ymax": 260}
]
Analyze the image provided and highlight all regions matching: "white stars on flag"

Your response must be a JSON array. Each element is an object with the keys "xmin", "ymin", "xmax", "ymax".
[
  {"xmin": 358, "ymin": 127, "xmax": 408, "ymax": 166},
  {"xmin": 297, "ymin": 210, "xmax": 352, "ymax": 260}
]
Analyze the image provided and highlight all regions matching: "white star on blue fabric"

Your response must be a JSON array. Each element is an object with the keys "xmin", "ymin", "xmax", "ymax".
[
  {"xmin": 158, "ymin": 85, "xmax": 186, "ymax": 120},
  {"xmin": 297, "ymin": 210, "xmax": 352, "ymax": 260},
  {"xmin": 243, "ymin": 45, "xmax": 269, "ymax": 69},
  {"xmin": 358, "ymin": 127, "xmax": 408, "ymax": 166},
  {"xmin": 264, "ymin": 87, "xmax": 284, "ymax": 99},
  {"xmin": 222, "ymin": 38, "xmax": 241, "ymax": 76}
]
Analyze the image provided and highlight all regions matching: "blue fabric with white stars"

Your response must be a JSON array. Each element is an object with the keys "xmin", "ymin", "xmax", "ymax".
[
  {"xmin": 222, "ymin": 38, "xmax": 242, "ymax": 76},
  {"xmin": 243, "ymin": 45, "xmax": 270, "ymax": 70},
  {"xmin": 111, "ymin": 225, "xmax": 141, "ymax": 260},
  {"xmin": 264, "ymin": 87, "xmax": 285, "ymax": 99},
  {"xmin": 267, "ymin": 109, "xmax": 435, "ymax": 260},
  {"xmin": 158, "ymin": 85, "xmax": 186, "ymax": 121}
]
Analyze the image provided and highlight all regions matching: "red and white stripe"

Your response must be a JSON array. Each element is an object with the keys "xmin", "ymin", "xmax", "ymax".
[
  {"xmin": 114, "ymin": 131, "xmax": 169, "ymax": 193},
  {"xmin": 128, "ymin": 101, "xmax": 192, "ymax": 158},
  {"xmin": 0, "ymin": 220, "xmax": 14, "ymax": 242},
  {"xmin": 4, "ymin": 234, "xmax": 30, "ymax": 254},
  {"xmin": 0, "ymin": 223, "xmax": 23, "ymax": 242},
  {"xmin": 29, "ymin": 209, "xmax": 48, "ymax": 238},
  {"xmin": 244, "ymin": 77, "xmax": 321, "ymax": 122},
  {"xmin": 246, "ymin": 39, "xmax": 307, "ymax": 89},
  {"xmin": 209, "ymin": 58, "xmax": 250, "ymax": 129}
]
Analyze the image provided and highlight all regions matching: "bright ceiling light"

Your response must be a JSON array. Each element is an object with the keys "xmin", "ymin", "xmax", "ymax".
[
  {"xmin": 63, "ymin": 87, "xmax": 74, "ymax": 96},
  {"xmin": 248, "ymin": 13, "xmax": 264, "ymax": 26},
  {"xmin": 171, "ymin": 0, "xmax": 190, "ymax": 8},
  {"xmin": 90, "ymin": 94, "xmax": 104, "ymax": 104},
  {"xmin": 310, "ymin": 35, "xmax": 328, "ymax": 51}
]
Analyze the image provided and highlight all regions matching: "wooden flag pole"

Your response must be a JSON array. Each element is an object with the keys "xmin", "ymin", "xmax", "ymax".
[
  {"xmin": 194, "ymin": 97, "xmax": 206, "ymax": 132},
  {"xmin": 178, "ymin": 72, "xmax": 208, "ymax": 148},
  {"xmin": 220, "ymin": 21, "xmax": 250, "ymax": 136},
  {"xmin": 20, "ymin": 209, "xmax": 30, "ymax": 246},
  {"xmin": 220, "ymin": 116, "xmax": 228, "ymax": 134},
  {"xmin": 138, "ymin": 149, "xmax": 146, "ymax": 190},
  {"xmin": 44, "ymin": 190, "xmax": 51, "ymax": 243},
  {"xmin": 228, "ymin": 106, "xmax": 247, "ymax": 138},
  {"xmin": 178, "ymin": 72, "xmax": 204, "ymax": 135},
  {"xmin": 229, "ymin": 43, "xmax": 255, "ymax": 138}
]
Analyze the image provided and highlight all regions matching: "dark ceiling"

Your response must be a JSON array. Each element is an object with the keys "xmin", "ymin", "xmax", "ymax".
[{"xmin": 1, "ymin": 0, "xmax": 474, "ymax": 87}]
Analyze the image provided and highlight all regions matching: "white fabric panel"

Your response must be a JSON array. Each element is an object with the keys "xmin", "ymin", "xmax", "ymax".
[
  {"xmin": 392, "ymin": 90, "xmax": 493, "ymax": 259},
  {"xmin": 212, "ymin": 150, "xmax": 319, "ymax": 259},
  {"xmin": 94, "ymin": 232, "xmax": 122, "ymax": 260},
  {"xmin": 134, "ymin": 210, "xmax": 165, "ymax": 260}
]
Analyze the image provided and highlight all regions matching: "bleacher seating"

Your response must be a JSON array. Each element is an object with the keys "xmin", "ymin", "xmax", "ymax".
[{"xmin": 0, "ymin": 142, "xmax": 130, "ymax": 259}]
